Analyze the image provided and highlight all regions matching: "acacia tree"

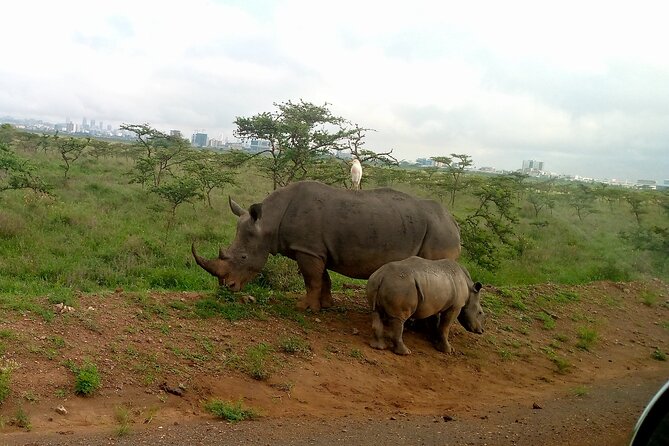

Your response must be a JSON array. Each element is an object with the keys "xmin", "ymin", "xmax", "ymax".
[
  {"xmin": 624, "ymin": 190, "xmax": 649, "ymax": 226},
  {"xmin": 51, "ymin": 133, "xmax": 89, "ymax": 179},
  {"xmin": 566, "ymin": 183, "xmax": 596, "ymax": 221},
  {"xmin": 459, "ymin": 175, "xmax": 520, "ymax": 270},
  {"xmin": 0, "ymin": 142, "xmax": 49, "ymax": 194},
  {"xmin": 234, "ymin": 100, "xmax": 357, "ymax": 190},
  {"xmin": 184, "ymin": 151, "xmax": 236, "ymax": 207},
  {"xmin": 121, "ymin": 123, "xmax": 190, "ymax": 187},
  {"xmin": 430, "ymin": 154, "xmax": 473, "ymax": 206}
]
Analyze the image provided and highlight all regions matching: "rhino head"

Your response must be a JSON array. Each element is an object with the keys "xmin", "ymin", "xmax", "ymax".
[
  {"xmin": 192, "ymin": 197, "xmax": 270, "ymax": 291},
  {"xmin": 457, "ymin": 282, "xmax": 485, "ymax": 334}
]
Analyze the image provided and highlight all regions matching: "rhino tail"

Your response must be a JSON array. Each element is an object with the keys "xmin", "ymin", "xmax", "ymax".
[{"xmin": 366, "ymin": 273, "xmax": 383, "ymax": 311}]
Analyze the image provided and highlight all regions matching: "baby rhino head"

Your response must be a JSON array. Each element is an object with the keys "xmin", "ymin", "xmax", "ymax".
[{"xmin": 458, "ymin": 282, "xmax": 485, "ymax": 334}]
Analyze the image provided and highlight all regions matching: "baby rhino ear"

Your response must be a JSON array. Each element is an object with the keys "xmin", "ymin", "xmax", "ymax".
[{"xmin": 473, "ymin": 282, "xmax": 483, "ymax": 292}]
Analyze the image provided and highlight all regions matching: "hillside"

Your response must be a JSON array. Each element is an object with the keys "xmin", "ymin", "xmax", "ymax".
[{"xmin": 1, "ymin": 279, "xmax": 668, "ymax": 445}]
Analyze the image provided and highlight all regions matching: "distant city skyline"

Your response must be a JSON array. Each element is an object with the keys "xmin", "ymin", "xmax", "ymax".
[{"xmin": 2, "ymin": 113, "xmax": 664, "ymax": 186}]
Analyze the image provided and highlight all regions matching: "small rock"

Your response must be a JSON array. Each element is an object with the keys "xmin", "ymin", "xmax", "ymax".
[
  {"xmin": 160, "ymin": 382, "xmax": 184, "ymax": 396},
  {"xmin": 54, "ymin": 303, "xmax": 75, "ymax": 314},
  {"xmin": 315, "ymin": 318, "xmax": 322, "ymax": 323},
  {"xmin": 55, "ymin": 405, "xmax": 68, "ymax": 415},
  {"xmin": 532, "ymin": 402, "xmax": 542, "ymax": 410},
  {"xmin": 115, "ymin": 287, "xmax": 124, "ymax": 293},
  {"xmin": 352, "ymin": 328, "xmax": 359, "ymax": 335},
  {"xmin": 87, "ymin": 306, "xmax": 95, "ymax": 311},
  {"xmin": 390, "ymin": 416, "xmax": 397, "ymax": 420},
  {"xmin": 443, "ymin": 415, "xmax": 454, "ymax": 422},
  {"xmin": 240, "ymin": 295, "xmax": 256, "ymax": 304}
]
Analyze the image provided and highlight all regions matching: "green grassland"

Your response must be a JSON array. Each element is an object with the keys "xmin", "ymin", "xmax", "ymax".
[{"xmin": 0, "ymin": 126, "xmax": 667, "ymax": 321}]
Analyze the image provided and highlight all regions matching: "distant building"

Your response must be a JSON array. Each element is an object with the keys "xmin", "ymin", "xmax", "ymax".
[
  {"xmin": 243, "ymin": 138, "xmax": 270, "ymax": 153},
  {"xmin": 522, "ymin": 160, "xmax": 544, "ymax": 175},
  {"xmin": 170, "ymin": 130, "xmax": 183, "ymax": 138},
  {"xmin": 637, "ymin": 179, "xmax": 657, "ymax": 190},
  {"xmin": 415, "ymin": 158, "xmax": 434, "ymax": 167},
  {"xmin": 191, "ymin": 132, "xmax": 208, "ymax": 147}
]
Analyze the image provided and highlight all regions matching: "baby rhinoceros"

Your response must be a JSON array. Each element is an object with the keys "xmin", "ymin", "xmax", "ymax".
[{"xmin": 366, "ymin": 256, "xmax": 485, "ymax": 355}]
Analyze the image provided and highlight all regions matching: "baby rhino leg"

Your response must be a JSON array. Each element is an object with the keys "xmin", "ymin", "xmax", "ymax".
[
  {"xmin": 369, "ymin": 311, "xmax": 387, "ymax": 350},
  {"xmin": 388, "ymin": 317, "xmax": 411, "ymax": 355}
]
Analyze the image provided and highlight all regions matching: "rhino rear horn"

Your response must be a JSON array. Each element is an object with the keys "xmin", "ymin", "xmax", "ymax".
[{"xmin": 229, "ymin": 197, "xmax": 246, "ymax": 217}]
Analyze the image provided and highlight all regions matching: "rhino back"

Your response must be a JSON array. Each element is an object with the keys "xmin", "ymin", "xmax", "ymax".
[{"xmin": 272, "ymin": 182, "xmax": 460, "ymax": 279}]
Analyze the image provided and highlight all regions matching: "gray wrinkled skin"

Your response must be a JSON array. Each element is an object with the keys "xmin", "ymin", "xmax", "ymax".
[
  {"xmin": 366, "ymin": 256, "xmax": 485, "ymax": 355},
  {"xmin": 192, "ymin": 181, "xmax": 461, "ymax": 311}
]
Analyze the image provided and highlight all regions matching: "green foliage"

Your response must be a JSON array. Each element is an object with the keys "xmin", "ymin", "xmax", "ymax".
[
  {"xmin": 572, "ymin": 385, "xmax": 589, "ymax": 397},
  {"xmin": 0, "ymin": 142, "xmax": 49, "ymax": 193},
  {"xmin": 576, "ymin": 327, "xmax": 597, "ymax": 351},
  {"xmin": 233, "ymin": 100, "xmax": 360, "ymax": 190},
  {"xmin": 542, "ymin": 347, "xmax": 571, "ymax": 374},
  {"xmin": 640, "ymin": 290, "xmax": 659, "ymax": 306},
  {"xmin": 12, "ymin": 407, "xmax": 31, "ymax": 431},
  {"xmin": 0, "ymin": 359, "xmax": 17, "ymax": 404},
  {"xmin": 72, "ymin": 360, "xmax": 102, "ymax": 396},
  {"xmin": 204, "ymin": 399, "xmax": 259, "ymax": 422},
  {"xmin": 459, "ymin": 175, "xmax": 520, "ymax": 271},
  {"xmin": 536, "ymin": 312, "xmax": 556, "ymax": 330},
  {"xmin": 115, "ymin": 405, "xmax": 131, "ymax": 436},
  {"xmin": 430, "ymin": 153, "xmax": 473, "ymax": 206},
  {"xmin": 49, "ymin": 133, "xmax": 90, "ymax": 180},
  {"xmin": 253, "ymin": 255, "xmax": 304, "ymax": 292},
  {"xmin": 651, "ymin": 349, "xmax": 667, "ymax": 361},
  {"xmin": 121, "ymin": 123, "xmax": 191, "ymax": 187},
  {"xmin": 279, "ymin": 336, "xmax": 311, "ymax": 355},
  {"xmin": 231, "ymin": 342, "xmax": 274, "ymax": 380}
]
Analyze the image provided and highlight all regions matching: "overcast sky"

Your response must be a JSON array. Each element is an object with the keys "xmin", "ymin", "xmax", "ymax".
[{"xmin": 1, "ymin": 0, "xmax": 668, "ymax": 181}]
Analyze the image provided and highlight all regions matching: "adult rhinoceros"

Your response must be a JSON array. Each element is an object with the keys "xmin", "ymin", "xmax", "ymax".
[{"xmin": 192, "ymin": 180, "xmax": 461, "ymax": 312}]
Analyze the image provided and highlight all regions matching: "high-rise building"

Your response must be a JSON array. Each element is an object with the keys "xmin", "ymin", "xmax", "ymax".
[
  {"xmin": 522, "ymin": 160, "xmax": 544, "ymax": 174},
  {"xmin": 191, "ymin": 132, "xmax": 208, "ymax": 147}
]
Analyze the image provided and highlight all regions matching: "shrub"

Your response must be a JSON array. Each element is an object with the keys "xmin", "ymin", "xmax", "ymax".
[
  {"xmin": 204, "ymin": 399, "xmax": 258, "ymax": 422},
  {"xmin": 651, "ymin": 349, "xmax": 667, "ymax": 361},
  {"xmin": 279, "ymin": 336, "xmax": 311, "ymax": 355},
  {"xmin": 73, "ymin": 361, "xmax": 101, "ymax": 396},
  {"xmin": 576, "ymin": 327, "xmax": 597, "ymax": 351}
]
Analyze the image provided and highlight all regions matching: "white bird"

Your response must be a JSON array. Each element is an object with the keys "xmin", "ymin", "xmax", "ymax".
[{"xmin": 351, "ymin": 158, "xmax": 362, "ymax": 190}]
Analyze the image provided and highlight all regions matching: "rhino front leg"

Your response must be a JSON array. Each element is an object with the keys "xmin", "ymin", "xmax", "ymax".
[
  {"xmin": 295, "ymin": 252, "xmax": 325, "ymax": 312},
  {"xmin": 319, "ymin": 270, "xmax": 334, "ymax": 309},
  {"xmin": 388, "ymin": 317, "xmax": 411, "ymax": 355},
  {"xmin": 434, "ymin": 307, "xmax": 460, "ymax": 354},
  {"xmin": 369, "ymin": 311, "xmax": 387, "ymax": 350}
]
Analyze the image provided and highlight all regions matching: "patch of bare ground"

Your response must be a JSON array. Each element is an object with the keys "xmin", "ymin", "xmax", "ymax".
[{"xmin": 1, "ymin": 279, "xmax": 668, "ymax": 445}]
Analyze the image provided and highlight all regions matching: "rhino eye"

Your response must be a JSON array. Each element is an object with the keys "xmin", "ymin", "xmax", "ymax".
[{"xmin": 241, "ymin": 254, "xmax": 248, "ymax": 260}]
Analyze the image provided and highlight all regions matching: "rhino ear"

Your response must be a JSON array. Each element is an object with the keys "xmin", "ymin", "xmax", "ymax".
[
  {"xmin": 473, "ymin": 282, "xmax": 483, "ymax": 292},
  {"xmin": 229, "ymin": 197, "xmax": 246, "ymax": 217},
  {"xmin": 249, "ymin": 203, "xmax": 262, "ymax": 222}
]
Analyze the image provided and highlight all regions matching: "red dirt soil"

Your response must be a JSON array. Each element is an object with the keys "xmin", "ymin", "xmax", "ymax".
[{"xmin": 1, "ymin": 279, "xmax": 668, "ymax": 445}]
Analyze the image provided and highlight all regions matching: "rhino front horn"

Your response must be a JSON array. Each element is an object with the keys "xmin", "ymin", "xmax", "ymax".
[{"xmin": 191, "ymin": 243, "xmax": 217, "ymax": 276}]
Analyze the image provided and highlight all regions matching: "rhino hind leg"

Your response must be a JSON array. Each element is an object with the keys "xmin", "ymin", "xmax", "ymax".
[{"xmin": 369, "ymin": 311, "xmax": 387, "ymax": 350}]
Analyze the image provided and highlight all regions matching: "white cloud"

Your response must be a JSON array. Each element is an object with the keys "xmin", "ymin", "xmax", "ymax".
[{"xmin": 1, "ymin": 0, "xmax": 668, "ymax": 180}]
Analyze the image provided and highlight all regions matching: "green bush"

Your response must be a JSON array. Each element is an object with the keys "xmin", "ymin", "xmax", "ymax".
[
  {"xmin": 73, "ymin": 361, "xmax": 101, "ymax": 396},
  {"xmin": 204, "ymin": 399, "xmax": 258, "ymax": 422}
]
